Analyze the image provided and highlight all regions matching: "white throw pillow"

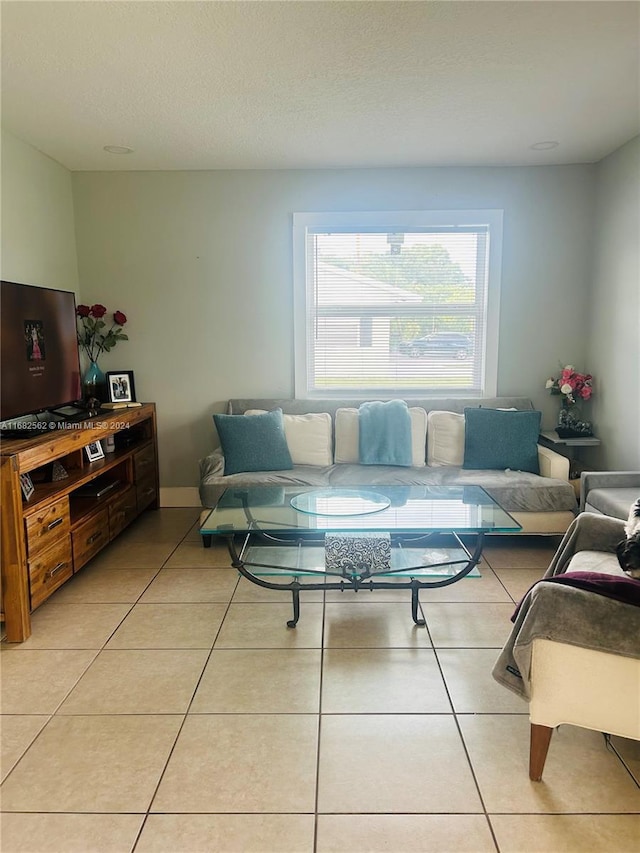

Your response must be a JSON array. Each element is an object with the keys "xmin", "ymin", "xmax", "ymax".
[
  {"xmin": 334, "ymin": 407, "xmax": 427, "ymax": 467},
  {"xmin": 244, "ymin": 410, "xmax": 333, "ymax": 466},
  {"xmin": 426, "ymin": 411, "xmax": 465, "ymax": 467}
]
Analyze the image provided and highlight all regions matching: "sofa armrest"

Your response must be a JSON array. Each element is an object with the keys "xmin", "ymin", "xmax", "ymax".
[
  {"xmin": 546, "ymin": 512, "xmax": 627, "ymax": 576},
  {"xmin": 537, "ymin": 444, "xmax": 570, "ymax": 481},
  {"xmin": 199, "ymin": 449, "xmax": 225, "ymax": 480},
  {"xmin": 580, "ymin": 471, "xmax": 640, "ymax": 511}
]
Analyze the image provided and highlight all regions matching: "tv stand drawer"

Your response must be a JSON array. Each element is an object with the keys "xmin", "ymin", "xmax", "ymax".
[
  {"xmin": 72, "ymin": 509, "xmax": 110, "ymax": 571},
  {"xmin": 29, "ymin": 537, "xmax": 73, "ymax": 610},
  {"xmin": 25, "ymin": 496, "xmax": 71, "ymax": 558},
  {"xmin": 109, "ymin": 485, "xmax": 137, "ymax": 539}
]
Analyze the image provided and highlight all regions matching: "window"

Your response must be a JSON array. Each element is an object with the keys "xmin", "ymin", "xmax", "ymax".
[{"xmin": 293, "ymin": 210, "xmax": 503, "ymax": 398}]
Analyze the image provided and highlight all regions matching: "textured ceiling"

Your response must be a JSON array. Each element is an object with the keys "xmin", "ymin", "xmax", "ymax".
[{"xmin": 1, "ymin": 1, "xmax": 638, "ymax": 171}]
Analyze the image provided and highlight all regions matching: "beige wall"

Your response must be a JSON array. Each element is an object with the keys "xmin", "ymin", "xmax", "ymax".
[
  {"xmin": 1, "ymin": 129, "xmax": 79, "ymax": 292},
  {"xmin": 3, "ymin": 129, "xmax": 634, "ymax": 486},
  {"xmin": 583, "ymin": 136, "xmax": 640, "ymax": 471},
  {"xmin": 71, "ymin": 166, "xmax": 595, "ymax": 487}
]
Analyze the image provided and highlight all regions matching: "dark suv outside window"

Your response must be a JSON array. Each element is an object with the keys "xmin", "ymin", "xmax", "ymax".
[{"xmin": 404, "ymin": 333, "xmax": 472, "ymax": 360}]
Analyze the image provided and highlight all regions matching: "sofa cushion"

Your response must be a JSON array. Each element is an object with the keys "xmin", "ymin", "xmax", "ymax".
[
  {"xmin": 199, "ymin": 458, "xmax": 332, "ymax": 507},
  {"xmin": 213, "ymin": 409, "xmax": 293, "ymax": 475},
  {"xmin": 463, "ymin": 408, "xmax": 541, "ymax": 474},
  {"xmin": 327, "ymin": 463, "xmax": 576, "ymax": 512},
  {"xmin": 245, "ymin": 410, "xmax": 333, "ymax": 467},
  {"xmin": 426, "ymin": 411, "xmax": 465, "ymax": 467},
  {"xmin": 584, "ymin": 488, "xmax": 638, "ymax": 521},
  {"xmin": 199, "ymin": 456, "xmax": 576, "ymax": 514},
  {"xmin": 335, "ymin": 407, "xmax": 427, "ymax": 467},
  {"xmin": 567, "ymin": 550, "xmax": 627, "ymax": 577}
]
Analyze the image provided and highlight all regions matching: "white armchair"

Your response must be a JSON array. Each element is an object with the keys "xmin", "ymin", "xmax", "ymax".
[
  {"xmin": 493, "ymin": 512, "xmax": 640, "ymax": 781},
  {"xmin": 529, "ymin": 638, "xmax": 640, "ymax": 780}
]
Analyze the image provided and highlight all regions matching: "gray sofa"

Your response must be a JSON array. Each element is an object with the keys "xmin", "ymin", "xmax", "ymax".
[{"xmin": 199, "ymin": 397, "xmax": 578, "ymax": 535}]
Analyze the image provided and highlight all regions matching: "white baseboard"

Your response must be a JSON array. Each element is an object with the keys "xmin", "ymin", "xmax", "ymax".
[{"xmin": 159, "ymin": 487, "xmax": 201, "ymax": 507}]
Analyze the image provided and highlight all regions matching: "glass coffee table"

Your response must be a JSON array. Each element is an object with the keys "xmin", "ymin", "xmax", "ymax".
[{"xmin": 199, "ymin": 485, "xmax": 521, "ymax": 627}]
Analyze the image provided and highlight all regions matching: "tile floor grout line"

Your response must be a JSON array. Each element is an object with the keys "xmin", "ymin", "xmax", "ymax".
[
  {"xmin": 417, "ymin": 599, "xmax": 454, "ymax": 719},
  {"xmin": 0, "ymin": 713, "xmax": 55, "ymax": 788},
  {"xmin": 313, "ymin": 586, "xmax": 328, "ymax": 853},
  {"xmin": 451, "ymin": 710, "xmax": 502, "ymax": 853},
  {"xmin": 491, "ymin": 568, "xmax": 521, "ymax": 605},
  {"xmin": 0, "ymin": 589, "xmax": 147, "ymax": 783},
  {"xmin": 133, "ymin": 570, "xmax": 242, "ymax": 840},
  {"xmin": 34, "ymin": 563, "xmax": 168, "ymax": 722},
  {"xmin": 425, "ymin": 595, "xmax": 502, "ymax": 853}
]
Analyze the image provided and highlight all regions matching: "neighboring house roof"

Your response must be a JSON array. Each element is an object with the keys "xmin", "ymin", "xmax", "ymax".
[{"xmin": 316, "ymin": 262, "xmax": 422, "ymax": 307}]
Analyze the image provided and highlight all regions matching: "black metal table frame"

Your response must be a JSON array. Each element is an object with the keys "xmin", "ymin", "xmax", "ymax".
[{"xmin": 223, "ymin": 528, "xmax": 485, "ymax": 628}]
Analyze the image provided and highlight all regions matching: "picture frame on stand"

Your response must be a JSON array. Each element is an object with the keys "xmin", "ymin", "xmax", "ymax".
[
  {"xmin": 85, "ymin": 440, "xmax": 105, "ymax": 463},
  {"xmin": 105, "ymin": 371, "xmax": 136, "ymax": 404}
]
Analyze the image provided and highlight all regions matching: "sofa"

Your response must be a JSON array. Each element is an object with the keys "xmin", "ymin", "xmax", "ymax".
[
  {"xmin": 580, "ymin": 470, "xmax": 640, "ymax": 520},
  {"xmin": 199, "ymin": 397, "xmax": 578, "ymax": 535}
]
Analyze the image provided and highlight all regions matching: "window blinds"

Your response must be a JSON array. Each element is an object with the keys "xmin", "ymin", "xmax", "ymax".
[{"xmin": 303, "ymin": 226, "xmax": 490, "ymax": 395}]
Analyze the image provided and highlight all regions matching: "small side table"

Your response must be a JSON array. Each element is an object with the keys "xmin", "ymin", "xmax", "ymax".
[
  {"xmin": 538, "ymin": 431, "xmax": 601, "ymax": 449},
  {"xmin": 538, "ymin": 431, "xmax": 601, "ymax": 498}
]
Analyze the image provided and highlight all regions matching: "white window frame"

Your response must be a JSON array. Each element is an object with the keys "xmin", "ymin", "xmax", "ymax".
[{"xmin": 293, "ymin": 210, "xmax": 503, "ymax": 399}]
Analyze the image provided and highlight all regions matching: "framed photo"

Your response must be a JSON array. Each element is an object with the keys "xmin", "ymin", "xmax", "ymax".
[
  {"xmin": 106, "ymin": 371, "xmax": 136, "ymax": 404},
  {"xmin": 85, "ymin": 440, "xmax": 105, "ymax": 462},
  {"xmin": 19, "ymin": 472, "xmax": 35, "ymax": 501}
]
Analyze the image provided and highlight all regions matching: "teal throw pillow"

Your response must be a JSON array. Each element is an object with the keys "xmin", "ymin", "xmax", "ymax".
[
  {"xmin": 463, "ymin": 408, "xmax": 541, "ymax": 474},
  {"xmin": 213, "ymin": 409, "xmax": 293, "ymax": 476}
]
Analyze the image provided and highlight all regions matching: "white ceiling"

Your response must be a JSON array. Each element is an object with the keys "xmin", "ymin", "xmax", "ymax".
[{"xmin": 2, "ymin": 1, "xmax": 639, "ymax": 171}]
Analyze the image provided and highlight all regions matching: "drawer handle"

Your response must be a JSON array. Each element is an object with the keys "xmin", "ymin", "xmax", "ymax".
[
  {"xmin": 86, "ymin": 532, "xmax": 101, "ymax": 545},
  {"xmin": 46, "ymin": 562, "xmax": 67, "ymax": 580},
  {"xmin": 47, "ymin": 518, "xmax": 64, "ymax": 531},
  {"xmin": 142, "ymin": 487, "xmax": 155, "ymax": 497}
]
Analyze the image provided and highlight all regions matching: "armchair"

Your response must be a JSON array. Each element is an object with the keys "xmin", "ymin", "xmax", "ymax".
[
  {"xmin": 580, "ymin": 470, "xmax": 640, "ymax": 518},
  {"xmin": 493, "ymin": 512, "xmax": 640, "ymax": 781}
]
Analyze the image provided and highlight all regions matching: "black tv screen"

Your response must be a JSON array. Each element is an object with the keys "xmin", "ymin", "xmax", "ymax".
[{"xmin": 1, "ymin": 281, "xmax": 82, "ymax": 422}]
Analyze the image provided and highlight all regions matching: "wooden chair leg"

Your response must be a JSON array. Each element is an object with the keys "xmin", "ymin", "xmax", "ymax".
[{"xmin": 529, "ymin": 723, "xmax": 554, "ymax": 781}]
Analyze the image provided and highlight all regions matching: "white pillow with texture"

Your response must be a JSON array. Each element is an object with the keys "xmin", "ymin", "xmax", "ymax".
[
  {"xmin": 244, "ymin": 410, "xmax": 333, "ymax": 466},
  {"xmin": 426, "ymin": 411, "xmax": 465, "ymax": 467},
  {"xmin": 334, "ymin": 407, "xmax": 427, "ymax": 467}
]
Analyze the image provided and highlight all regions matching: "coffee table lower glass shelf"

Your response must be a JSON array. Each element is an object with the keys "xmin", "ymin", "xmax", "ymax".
[{"xmin": 199, "ymin": 485, "xmax": 521, "ymax": 627}]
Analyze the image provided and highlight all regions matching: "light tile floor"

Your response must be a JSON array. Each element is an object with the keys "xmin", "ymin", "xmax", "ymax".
[{"xmin": 1, "ymin": 509, "xmax": 638, "ymax": 853}]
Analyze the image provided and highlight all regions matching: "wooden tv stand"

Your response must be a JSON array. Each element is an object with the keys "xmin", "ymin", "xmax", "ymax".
[{"xmin": 1, "ymin": 403, "xmax": 159, "ymax": 642}]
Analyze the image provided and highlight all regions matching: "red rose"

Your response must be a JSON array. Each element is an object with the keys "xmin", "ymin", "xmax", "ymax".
[
  {"xmin": 90, "ymin": 304, "xmax": 107, "ymax": 318},
  {"xmin": 113, "ymin": 310, "xmax": 127, "ymax": 326},
  {"xmin": 76, "ymin": 304, "xmax": 91, "ymax": 317}
]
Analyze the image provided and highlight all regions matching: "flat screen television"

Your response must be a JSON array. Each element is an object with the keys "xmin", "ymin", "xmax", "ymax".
[{"xmin": 1, "ymin": 280, "xmax": 82, "ymax": 425}]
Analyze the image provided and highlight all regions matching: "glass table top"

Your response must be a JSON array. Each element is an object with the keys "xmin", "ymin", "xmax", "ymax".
[
  {"xmin": 199, "ymin": 485, "xmax": 521, "ymax": 536},
  {"xmin": 290, "ymin": 488, "xmax": 391, "ymax": 516}
]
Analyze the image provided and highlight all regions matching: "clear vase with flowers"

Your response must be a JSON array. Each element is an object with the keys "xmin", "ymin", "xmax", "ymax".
[
  {"xmin": 545, "ymin": 365, "xmax": 594, "ymax": 437},
  {"xmin": 76, "ymin": 304, "xmax": 128, "ymax": 403}
]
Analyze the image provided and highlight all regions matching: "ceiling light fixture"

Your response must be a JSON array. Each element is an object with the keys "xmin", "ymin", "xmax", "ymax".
[
  {"xmin": 529, "ymin": 141, "xmax": 559, "ymax": 151},
  {"xmin": 103, "ymin": 145, "xmax": 134, "ymax": 154}
]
